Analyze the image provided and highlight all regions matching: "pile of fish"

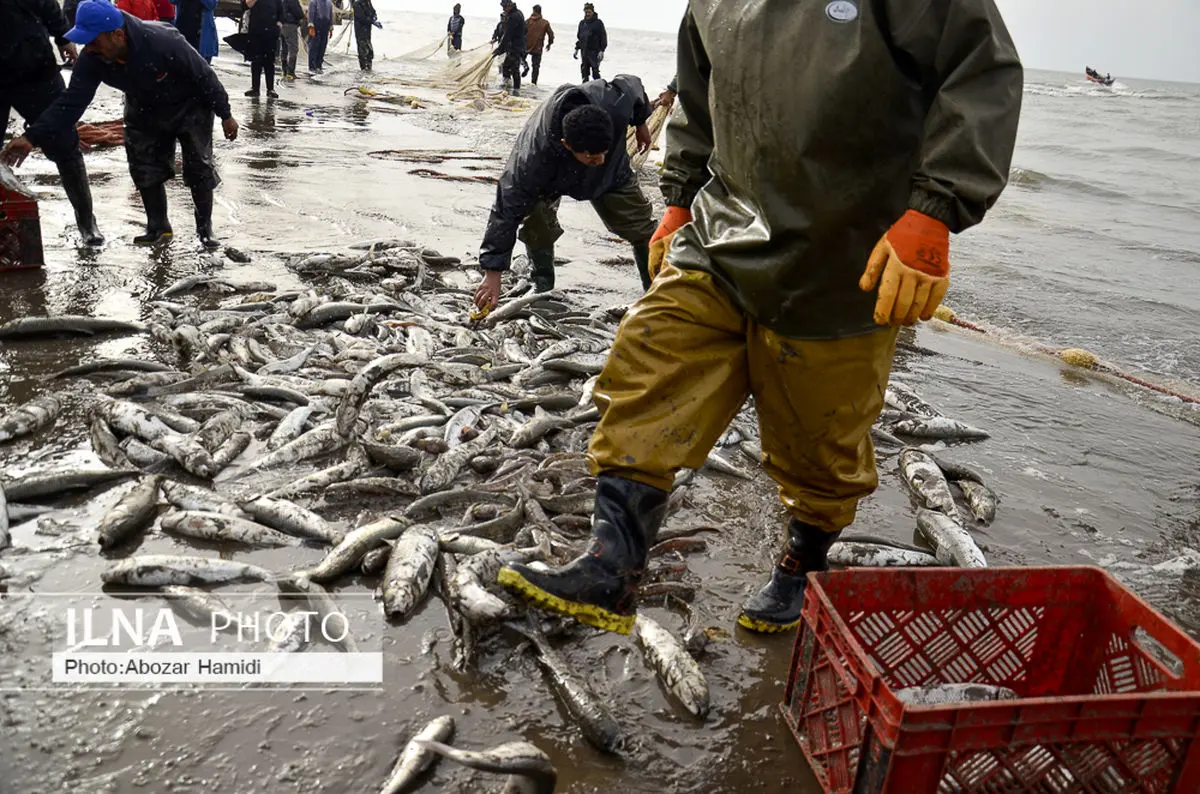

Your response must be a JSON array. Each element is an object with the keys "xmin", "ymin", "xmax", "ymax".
[{"xmin": 0, "ymin": 240, "xmax": 1005, "ymax": 786}]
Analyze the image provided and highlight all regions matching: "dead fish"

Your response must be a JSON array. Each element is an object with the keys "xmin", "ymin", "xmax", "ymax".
[
  {"xmin": 161, "ymin": 511, "xmax": 303, "ymax": 547},
  {"xmin": 267, "ymin": 610, "xmax": 313, "ymax": 653},
  {"xmin": 895, "ymin": 683, "xmax": 1020, "ymax": 707},
  {"xmin": 0, "ymin": 395, "xmax": 61, "ymax": 444},
  {"xmin": 534, "ymin": 491, "xmax": 594, "ymax": 515},
  {"xmin": 827, "ymin": 542, "xmax": 940, "ymax": 568},
  {"xmin": 649, "ymin": 537, "xmax": 707, "ymax": 558},
  {"xmin": 915, "ymin": 509, "xmax": 987, "ymax": 568},
  {"xmin": 437, "ymin": 531, "xmax": 504, "ymax": 555},
  {"xmin": 379, "ymin": 715, "xmax": 456, "ymax": 794},
  {"xmin": 265, "ymin": 448, "xmax": 371, "ymax": 500},
  {"xmin": 404, "ymin": 488, "xmax": 516, "ymax": 521},
  {"xmin": 193, "ymin": 407, "xmax": 247, "ymax": 452},
  {"xmin": 885, "ymin": 382, "xmax": 941, "ymax": 418},
  {"xmin": 97, "ymin": 477, "xmax": 161, "ymax": 549},
  {"xmin": 483, "ymin": 290, "xmax": 561, "ymax": 328},
  {"xmin": 2, "ymin": 467, "xmax": 139, "ymax": 502},
  {"xmin": 443, "ymin": 405, "xmax": 486, "ymax": 448},
  {"xmin": 252, "ymin": 422, "xmax": 351, "ymax": 469},
  {"xmin": 411, "ymin": 740, "xmax": 557, "ymax": 794},
  {"xmin": 892, "ymin": 416, "xmax": 989, "ymax": 441},
  {"xmin": 418, "ymin": 427, "xmax": 497, "ymax": 495},
  {"xmin": 210, "ymin": 430, "xmax": 252, "ymax": 470},
  {"xmin": 509, "ymin": 407, "xmax": 574, "ymax": 449},
  {"xmin": 930, "ymin": 455, "xmax": 985, "ymax": 485},
  {"xmin": 159, "ymin": 585, "xmax": 237, "ymax": 626},
  {"xmin": 89, "ymin": 414, "xmax": 129, "ymax": 468},
  {"xmin": 510, "ymin": 620, "xmax": 625, "ymax": 754},
  {"xmin": 258, "ymin": 345, "xmax": 316, "ymax": 376},
  {"xmin": 379, "ymin": 525, "xmax": 440, "ymax": 620},
  {"xmin": 239, "ymin": 496, "xmax": 343, "ymax": 545},
  {"xmin": 277, "ymin": 576, "xmax": 359, "ymax": 653},
  {"xmin": 101, "ymin": 555, "xmax": 274, "ymax": 586},
  {"xmin": 957, "ymin": 480, "xmax": 998, "ymax": 524},
  {"xmin": 362, "ymin": 440, "xmax": 423, "ymax": 472},
  {"xmin": 336, "ymin": 353, "xmax": 428, "ymax": 437},
  {"xmin": 53, "ymin": 358, "xmax": 173, "ymax": 378},
  {"xmin": 637, "ymin": 582, "xmax": 697, "ymax": 601},
  {"xmin": 361, "ymin": 543, "xmax": 391, "ymax": 575},
  {"xmin": 450, "ymin": 548, "xmax": 528, "ymax": 624},
  {"xmin": 0, "ymin": 315, "xmax": 147, "ymax": 339},
  {"xmin": 702, "ymin": 450, "xmax": 753, "ymax": 480},
  {"xmin": 161, "ymin": 480, "xmax": 248, "ymax": 517},
  {"xmin": 632, "ymin": 614, "xmax": 711, "ymax": 718},
  {"xmin": 266, "ymin": 406, "xmax": 317, "ymax": 450},
  {"xmin": 899, "ymin": 448, "xmax": 958, "ymax": 515},
  {"xmin": 299, "ymin": 517, "xmax": 409, "ymax": 583}
]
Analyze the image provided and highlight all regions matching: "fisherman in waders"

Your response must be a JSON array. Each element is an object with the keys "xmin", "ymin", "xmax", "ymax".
[
  {"xmin": 0, "ymin": 0, "xmax": 103, "ymax": 246},
  {"xmin": 2, "ymin": 0, "xmax": 239, "ymax": 250},
  {"xmin": 494, "ymin": 1, "xmax": 526, "ymax": 95},
  {"xmin": 447, "ymin": 3, "xmax": 464, "ymax": 54},
  {"xmin": 499, "ymin": 0, "xmax": 1024, "ymax": 635},
  {"xmin": 524, "ymin": 4, "xmax": 553, "ymax": 87},
  {"xmin": 574, "ymin": 3, "xmax": 605, "ymax": 82},
  {"xmin": 472, "ymin": 75, "xmax": 654, "ymax": 301},
  {"xmin": 352, "ymin": 0, "xmax": 381, "ymax": 72}
]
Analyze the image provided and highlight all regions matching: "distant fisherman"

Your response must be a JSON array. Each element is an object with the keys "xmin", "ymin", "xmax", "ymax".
[
  {"xmin": 494, "ymin": 1, "xmax": 526, "ymax": 95},
  {"xmin": 525, "ymin": 4, "xmax": 554, "ymax": 87},
  {"xmin": 0, "ymin": 0, "xmax": 103, "ymax": 246},
  {"xmin": 307, "ymin": 0, "xmax": 333, "ymax": 74},
  {"xmin": 574, "ymin": 2, "xmax": 605, "ymax": 82},
  {"xmin": 2, "ymin": 0, "xmax": 240, "ymax": 250},
  {"xmin": 499, "ymin": 0, "xmax": 1023, "ymax": 636},
  {"xmin": 447, "ymin": 3, "xmax": 464, "ymax": 54},
  {"xmin": 472, "ymin": 75, "xmax": 654, "ymax": 301},
  {"xmin": 279, "ymin": 0, "xmax": 304, "ymax": 80},
  {"xmin": 352, "ymin": 0, "xmax": 381, "ymax": 72}
]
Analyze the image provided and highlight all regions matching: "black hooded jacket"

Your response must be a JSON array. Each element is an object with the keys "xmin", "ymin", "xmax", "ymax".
[{"xmin": 479, "ymin": 75, "xmax": 651, "ymax": 271}]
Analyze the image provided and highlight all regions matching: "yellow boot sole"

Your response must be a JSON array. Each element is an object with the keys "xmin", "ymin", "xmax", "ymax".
[
  {"xmin": 497, "ymin": 567, "xmax": 635, "ymax": 635},
  {"xmin": 737, "ymin": 614, "xmax": 800, "ymax": 634}
]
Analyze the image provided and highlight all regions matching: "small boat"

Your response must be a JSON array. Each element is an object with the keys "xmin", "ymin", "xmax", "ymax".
[{"xmin": 1085, "ymin": 67, "xmax": 1115, "ymax": 87}]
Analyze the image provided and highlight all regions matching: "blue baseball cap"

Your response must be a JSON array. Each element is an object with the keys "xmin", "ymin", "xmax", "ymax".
[{"xmin": 65, "ymin": 0, "xmax": 125, "ymax": 45}]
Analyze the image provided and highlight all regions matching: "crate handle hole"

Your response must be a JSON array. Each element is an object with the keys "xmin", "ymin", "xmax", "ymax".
[
  {"xmin": 0, "ymin": 211, "xmax": 8, "ymax": 220},
  {"xmin": 1133, "ymin": 626, "xmax": 1184, "ymax": 678}
]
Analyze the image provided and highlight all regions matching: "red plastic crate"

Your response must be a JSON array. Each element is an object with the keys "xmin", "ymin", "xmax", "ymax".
[
  {"xmin": 782, "ymin": 567, "xmax": 1200, "ymax": 793},
  {"xmin": 0, "ymin": 163, "xmax": 44, "ymax": 271}
]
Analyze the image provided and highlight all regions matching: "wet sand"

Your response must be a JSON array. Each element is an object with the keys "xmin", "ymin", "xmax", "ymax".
[{"xmin": 2, "ymin": 44, "xmax": 1199, "ymax": 794}]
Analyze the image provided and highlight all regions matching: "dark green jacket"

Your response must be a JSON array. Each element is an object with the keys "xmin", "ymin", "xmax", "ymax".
[{"xmin": 661, "ymin": 0, "xmax": 1023, "ymax": 339}]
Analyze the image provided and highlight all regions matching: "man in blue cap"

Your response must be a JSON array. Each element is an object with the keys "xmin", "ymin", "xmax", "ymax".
[
  {"xmin": 0, "ymin": 0, "xmax": 103, "ymax": 246},
  {"xmin": 1, "ymin": 0, "xmax": 239, "ymax": 249}
]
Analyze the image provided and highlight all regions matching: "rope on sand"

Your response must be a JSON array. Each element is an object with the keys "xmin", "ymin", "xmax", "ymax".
[
  {"xmin": 366, "ymin": 149, "xmax": 501, "ymax": 164},
  {"xmin": 627, "ymin": 103, "xmax": 671, "ymax": 171},
  {"xmin": 932, "ymin": 305, "xmax": 1200, "ymax": 405},
  {"xmin": 407, "ymin": 168, "xmax": 498, "ymax": 185}
]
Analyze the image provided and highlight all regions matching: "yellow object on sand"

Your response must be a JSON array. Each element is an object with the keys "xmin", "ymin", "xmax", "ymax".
[
  {"xmin": 1060, "ymin": 348, "xmax": 1099, "ymax": 368},
  {"xmin": 933, "ymin": 304, "xmax": 957, "ymax": 322}
]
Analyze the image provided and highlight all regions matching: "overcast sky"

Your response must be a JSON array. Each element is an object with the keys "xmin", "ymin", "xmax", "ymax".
[{"xmin": 399, "ymin": 0, "xmax": 1200, "ymax": 83}]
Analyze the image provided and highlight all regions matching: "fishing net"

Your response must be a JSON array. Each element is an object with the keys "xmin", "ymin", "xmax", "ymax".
[
  {"xmin": 627, "ymin": 103, "xmax": 671, "ymax": 171},
  {"xmin": 398, "ymin": 35, "xmax": 450, "ymax": 60},
  {"xmin": 330, "ymin": 21, "xmax": 353, "ymax": 50},
  {"xmin": 436, "ymin": 46, "xmax": 498, "ymax": 97}
]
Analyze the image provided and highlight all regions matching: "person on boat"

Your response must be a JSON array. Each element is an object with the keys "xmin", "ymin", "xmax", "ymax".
[
  {"xmin": 496, "ymin": 0, "xmax": 1023, "ymax": 637},
  {"xmin": 0, "ymin": 0, "xmax": 102, "ymax": 245},
  {"xmin": 2, "ymin": 0, "xmax": 239, "ymax": 250},
  {"xmin": 472, "ymin": 75, "xmax": 654, "ymax": 299}
]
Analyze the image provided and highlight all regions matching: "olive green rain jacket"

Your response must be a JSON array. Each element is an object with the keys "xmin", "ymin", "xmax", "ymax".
[{"xmin": 660, "ymin": 0, "xmax": 1023, "ymax": 339}]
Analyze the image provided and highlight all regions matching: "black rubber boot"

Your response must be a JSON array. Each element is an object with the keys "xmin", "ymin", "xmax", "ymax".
[
  {"xmin": 57, "ymin": 156, "xmax": 104, "ymax": 247},
  {"xmin": 738, "ymin": 520, "xmax": 842, "ymax": 634},
  {"xmin": 191, "ymin": 185, "xmax": 220, "ymax": 250},
  {"xmin": 632, "ymin": 241, "xmax": 651, "ymax": 290},
  {"xmin": 498, "ymin": 475, "xmax": 668, "ymax": 635},
  {"xmin": 134, "ymin": 184, "xmax": 173, "ymax": 246},
  {"xmin": 527, "ymin": 247, "xmax": 555, "ymax": 292}
]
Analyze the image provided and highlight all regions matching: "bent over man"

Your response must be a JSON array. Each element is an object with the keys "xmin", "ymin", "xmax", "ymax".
[
  {"xmin": 473, "ymin": 74, "xmax": 654, "ymax": 305},
  {"xmin": 3, "ymin": 1, "xmax": 239, "ymax": 250},
  {"xmin": 499, "ymin": 0, "xmax": 1023, "ymax": 635}
]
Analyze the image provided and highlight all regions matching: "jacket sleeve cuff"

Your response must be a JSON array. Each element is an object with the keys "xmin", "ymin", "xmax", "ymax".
[
  {"xmin": 478, "ymin": 254, "xmax": 511, "ymax": 272},
  {"xmin": 908, "ymin": 187, "xmax": 959, "ymax": 233},
  {"xmin": 661, "ymin": 185, "xmax": 696, "ymax": 210}
]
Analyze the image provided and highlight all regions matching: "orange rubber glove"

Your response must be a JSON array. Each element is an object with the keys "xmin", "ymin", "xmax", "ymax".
[
  {"xmin": 648, "ymin": 206, "xmax": 692, "ymax": 282},
  {"xmin": 308, "ymin": 24, "xmax": 315, "ymax": 38},
  {"xmin": 859, "ymin": 210, "xmax": 951, "ymax": 326}
]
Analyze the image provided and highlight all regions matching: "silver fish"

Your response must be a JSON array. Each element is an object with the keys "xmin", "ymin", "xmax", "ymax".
[
  {"xmin": 379, "ymin": 525, "xmax": 440, "ymax": 619},
  {"xmin": 335, "ymin": 353, "xmax": 428, "ymax": 437},
  {"xmin": 411, "ymin": 740, "xmax": 556, "ymax": 794},
  {"xmin": 885, "ymin": 382, "xmax": 941, "ymax": 418},
  {"xmin": 895, "ymin": 683, "xmax": 1019, "ymax": 707},
  {"xmin": 362, "ymin": 440, "xmax": 423, "ymax": 472},
  {"xmin": 89, "ymin": 414, "xmax": 130, "ymax": 468},
  {"xmin": 915, "ymin": 509, "xmax": 987, "ymax": 568},
  {"xmin": 827, "ymin": 542, "xmax": 941, "ymax": 568},
  {"xmin": 899, "ymin": 448, "xmax": 958, "ymax": 515},
  {"xmin": 509, "ymin": 407, "xmax": 574, "ymax": 449},
  {"xmin": 418, "ymin": 427, "xmax": 497, "ymax": 495},
  {"xmin": 0, "ymin": 315, "xmax": 146, "ymax": 339},
  {"xmin": 451, "ymin": 548, "xmax": 532, "ymax": 624},
  {"xmin": 239, "ymin": 496, "xmax": 344, "ymax": 545},
  {"xmin": 96, "ymin": 476, "xmax": 160, "ymax": 549},
  {"xmin": 265, "ymin": 448, "xmax": 371, "ymax": 500},
  {"xmin": 210, "ymin": 430, "xmax": 252, "ymax": 470},
  {"xmin": 193, "ymin": 407, "xmax": 247, "ymax": 452},
  {"xmin": 299, "ymin": 517, "xmax": 410, "ymax": 582},
  {"xmin": 958, "ymin": 480, "xmax": 998, "ymax": 524},
  {"xmin": 361, "ymin": 543, "xmax": 391, "ymax": 575},
  {"xmin": 703, "ymin": 450, "xmax": 753, "ymax": 480},
  {"xmin": 632, "ymin": 614, "xmax": 711, "ymax": 718},
  {"xmin": 278, "ymin": 576, "xmax": 359, "ymax": 653},
  {"xmin": 161, "ymin": 511, "xmax": 303, "ymax": 547},
  {"xmin": 379, "ymin": 715, "xmax": 456, "ymax": 794},
  {"xmin": 266, "ymin": 406, "xmax": 317, "ymax": 450},
  {"xmin": 161, "ymin": 480, "xmax": 248, "ymax": 517},
  {"xmin": 0, "ymin": 395, "xmax": 61, "ymax": 444},
  {"xmin": 101, "ymin": 555, "xmax": 274, "ymax": 586},
  {"xmin": 252, "ymin": 422, "xmax": 351, "ymax": 469},
  {"xmin": 159, "ymin": 585, "xmax": 237, "ymax": 626},
  {"xmin": 2, "ymin": 467, "xmax": 138, "ymax": 502},
  {"xmin": 892, "ymin": 416, "xmax": 990, "ymax": 441}
]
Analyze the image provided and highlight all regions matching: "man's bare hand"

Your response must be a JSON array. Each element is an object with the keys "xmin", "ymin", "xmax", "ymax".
[
  {"xmin": 222, "ymin": 117, "xmax": 239, "ymax": 141},
  {"xmin": 1, "ymin": 136, "xmax": 35, "ymax": 168},
  {"xmin": 59, "ymin": 42, "xmax": 78, "ymax": 65},
  {"xmin": 635, "ymin": 123, "xmax": 652, "ymax": 154},
  {"xmin": 652, "ymin": 88, "xmax": 676, "ymax": 110},
  {"xmin": 473, "ymin": 270, "xmax": 502, "ymax": 311}
]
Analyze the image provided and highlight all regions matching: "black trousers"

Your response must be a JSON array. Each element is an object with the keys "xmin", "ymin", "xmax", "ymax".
[
  {"xmin": 355, "ymin": 20, "xmax": 373, "ymax": 70},
  {"xmin": 529, "ymin": 51, "xmax": 543, "ymax": 85},
  {"xmin": 1, "ymin": 73, "xmax": 81, "ymax": 163},
  {"xmin": 581, "ymin": 51, "xmax": 600, "ymax": 81},
  {"xmin": 124, "ymin": 101, "xmax": 218, "ymax": 190},
  {"xmin": 502, "ymin": 50, "xmax": 522, "ymax": 92}
]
